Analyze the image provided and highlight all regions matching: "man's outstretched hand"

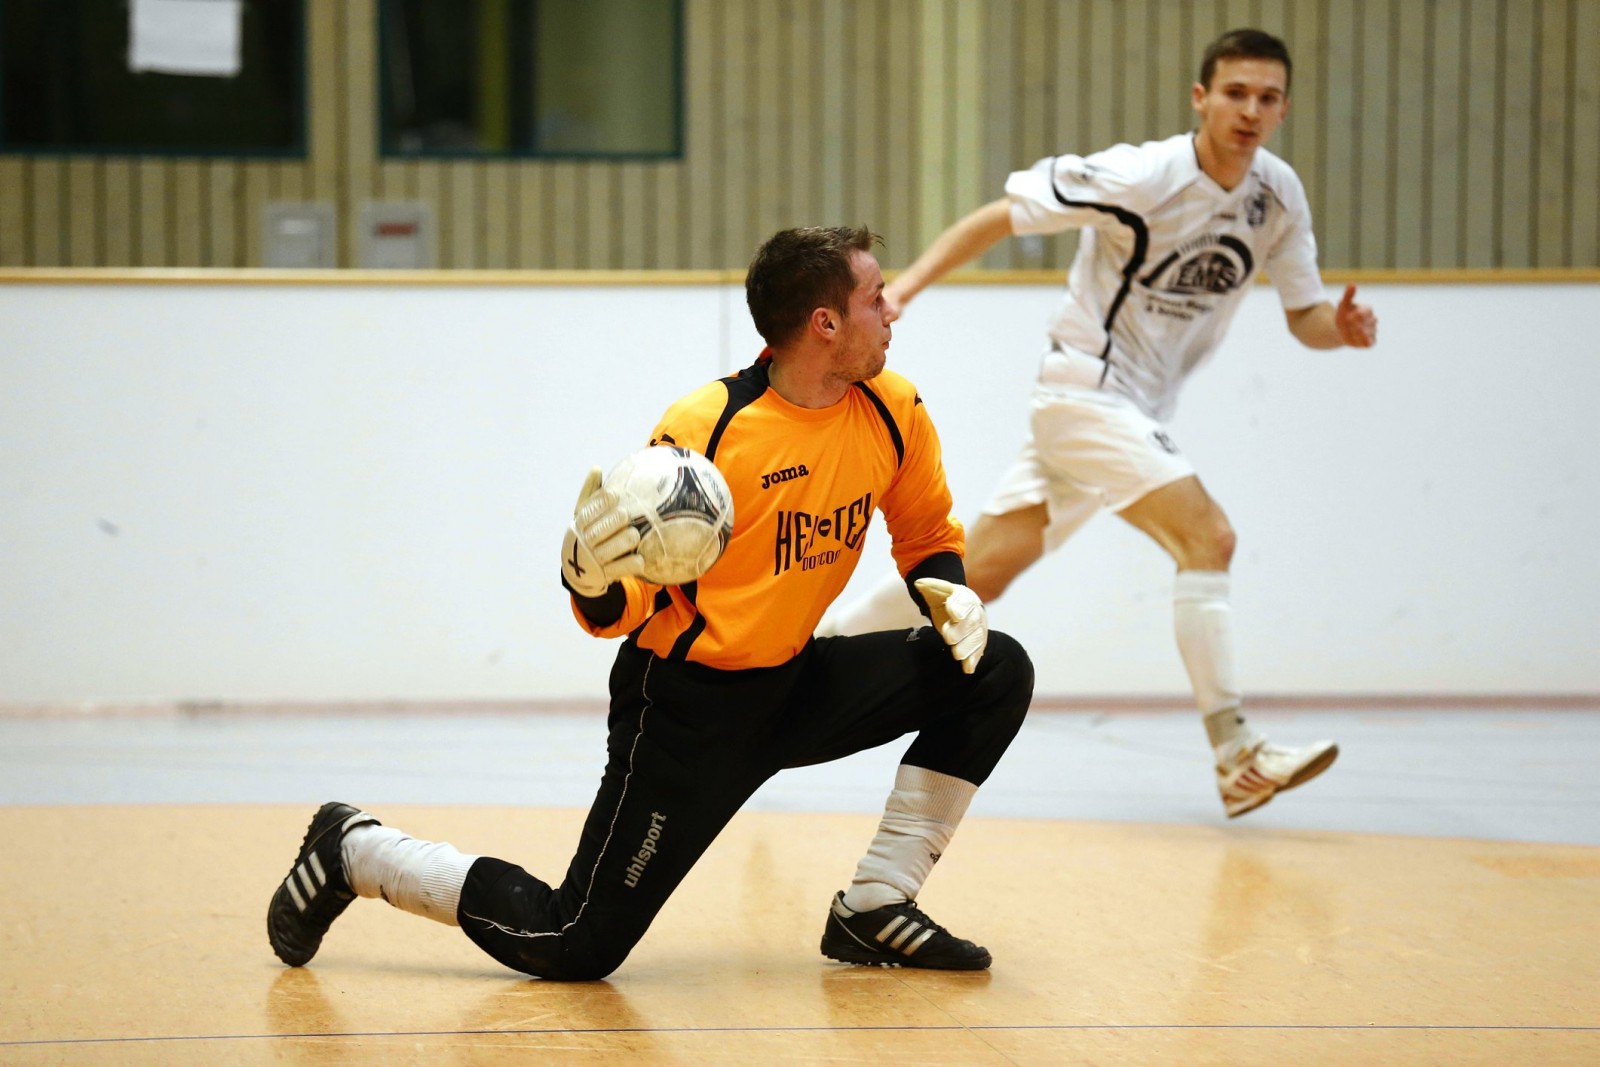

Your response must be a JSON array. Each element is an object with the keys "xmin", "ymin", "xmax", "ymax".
[{"xmin": 1335, "ymin": 284, "xmax": 1377, "ymax": 347}]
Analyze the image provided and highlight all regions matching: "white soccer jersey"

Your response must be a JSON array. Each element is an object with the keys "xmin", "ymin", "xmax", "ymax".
[{"xmin": 1006, "ymin": 133, "xmax": 1326, "ymax": 421}]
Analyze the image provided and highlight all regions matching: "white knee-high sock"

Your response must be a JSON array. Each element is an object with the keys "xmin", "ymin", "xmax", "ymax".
[
  {"xmin": 842, "ymin": 764, "xmax": 977, "ymax": 913},
  {"xmin": 816, "ymin": 570, "xmax": 924, "ymax": 637},
  {"xmin": 341, "ymin": 825, "xmax": 478, "ymax": 926},
  {"xmin": 1173, "ymin": 569, "xmax": 1256, "ymax": 756}
]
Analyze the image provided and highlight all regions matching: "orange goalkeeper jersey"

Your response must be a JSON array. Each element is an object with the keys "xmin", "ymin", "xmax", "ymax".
[{"xmin": 570, "ymin": 358, "xmax": 964, "ymax": 669}]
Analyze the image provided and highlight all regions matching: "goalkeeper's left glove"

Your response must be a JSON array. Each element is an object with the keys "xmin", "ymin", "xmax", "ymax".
[{"xmin": 914, "ymin": 577, "xmax": 989, "ymax": 674}]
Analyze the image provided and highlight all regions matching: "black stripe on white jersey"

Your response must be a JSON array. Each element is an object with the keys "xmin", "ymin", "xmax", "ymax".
[{"xmin": 1049, "ymin": 159, "xmax": 1150, "ymax": 361}]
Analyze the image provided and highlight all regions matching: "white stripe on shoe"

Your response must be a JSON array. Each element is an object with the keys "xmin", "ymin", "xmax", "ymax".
[
  {"xmin": 289, "ymin": 858, "xmax": 329, "ymax": 913},
  {"xmin": 888, "ymin": 921, "xmax": 922, "ymax": 949}
]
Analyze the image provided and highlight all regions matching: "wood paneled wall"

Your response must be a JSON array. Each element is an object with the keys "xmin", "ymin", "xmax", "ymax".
[{"xmin": 1, "ymin": 0, "xmax": 1596, "ymax": 270}]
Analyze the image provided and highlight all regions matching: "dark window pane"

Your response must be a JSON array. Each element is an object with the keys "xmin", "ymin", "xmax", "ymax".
[
  {"xmin": 531, "ymin": 0, "xmax": 678, "ymax": 156},
  {"xmin": 380, "ymin": 0, "xmax": 501, "ymax": 152},
  {"xmin": 0, "ymin": 0, "xmax": 305, "ymax": 155},
  {"xmin": 380, "ymin": 0, "xmax": 681, "ymax": 159}
]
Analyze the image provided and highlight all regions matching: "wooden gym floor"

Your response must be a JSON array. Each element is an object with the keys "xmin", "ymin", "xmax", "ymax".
[{"xmin": 2, "ymin": 704, "xmax": 1597, "ymax": 1065}]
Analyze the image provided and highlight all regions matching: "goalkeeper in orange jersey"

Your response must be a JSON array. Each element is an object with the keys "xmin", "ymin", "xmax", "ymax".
[{"xmin": 268, "ymin": 226, "xmax": 1035, "ymax": 979}]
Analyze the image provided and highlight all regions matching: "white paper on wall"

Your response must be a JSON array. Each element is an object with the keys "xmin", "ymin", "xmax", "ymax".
[{"xmin": 128, "ymin": 0, "xmax": 243, "ymax": 77}]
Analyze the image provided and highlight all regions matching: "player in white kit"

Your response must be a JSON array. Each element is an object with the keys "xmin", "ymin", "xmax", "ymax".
[{"xmin": 821, "ymin": 28, "xmax": 1379, "ymax": 817}]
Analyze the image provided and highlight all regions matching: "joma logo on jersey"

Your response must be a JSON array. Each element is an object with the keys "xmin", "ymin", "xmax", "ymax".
[
  {"xmin": 773, "ymin": 492, "xmax": 873, "ymax": 575},
  {"xmin": 761, "ymin": 464, "xmax": 810, "ymax": 489}
]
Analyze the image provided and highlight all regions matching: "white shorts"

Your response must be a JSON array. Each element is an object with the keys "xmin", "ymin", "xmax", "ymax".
[{"xmin": 982, "ymin": 353, "xmax": 1195, "ymax": 551}]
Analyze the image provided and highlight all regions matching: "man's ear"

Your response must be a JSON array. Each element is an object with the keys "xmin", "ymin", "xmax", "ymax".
[{"xmin": 809, "ymin": 306, "xmax": 838, "ymax": 340}]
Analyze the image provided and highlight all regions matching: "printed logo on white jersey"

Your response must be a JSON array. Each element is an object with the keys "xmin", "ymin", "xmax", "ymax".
[
  {"xmin": 1173, "ymin": 252, "xmax": 1243, "ymax": 293},
  {"xmin": 1155, "ymin": 234, "xmax": 1257, "ymax": 296},
  {"xmin": 1149, "ymin": 430, "xmax": 1180, "ymax": 455},
  {"xmin": 1245, "ymin": 191, "xmax": 1269, "ymax": 228}
]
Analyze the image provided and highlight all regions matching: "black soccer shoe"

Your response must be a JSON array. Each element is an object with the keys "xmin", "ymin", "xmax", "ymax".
[
  {"xmin": 267, "ymin": 802, "xmax": 379, "ymax": 966},
  {"xmin": 820, "ymin": 891, "xmax": 992, "ymax": 970}
]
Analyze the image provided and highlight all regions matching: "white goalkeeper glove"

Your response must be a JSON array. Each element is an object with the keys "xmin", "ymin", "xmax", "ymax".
[
  {"xmin": 560, "ymin": 467, "xmax": 647, "ymax": 598},
  {"xmin": 914, "ymin": 577, "xmax": 989, "ymax": 674}
]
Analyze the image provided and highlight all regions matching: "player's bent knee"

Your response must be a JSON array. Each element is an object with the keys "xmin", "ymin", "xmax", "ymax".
[
  {"xmin": 965, "ymin": 569, "xmax": 1014, "ymax": 604},
  {"xmin": 496, "ymin": 935, "xmax": 631, "ymax": 982},
  {"xmin": 965, "ymin": 547, "xmax": 1040, "ymax": 604},
  {"xmin": 1175, "ymin": 521, "xmax": 1235, "ymax": 570},
  {"xmin": 551, "ymin": 945, "xmax": 629, "ymax": 982},
  {"xmin": 1211, "ymin": 524, "xmax": 1237, "ymax": 566},
  {"xmin": 979, "ymin": 631, "xmax": 1035, "ymax": 723},
  {"xmin": 458, "ymin": 858, "xmax": 636, "ymax": 981}
]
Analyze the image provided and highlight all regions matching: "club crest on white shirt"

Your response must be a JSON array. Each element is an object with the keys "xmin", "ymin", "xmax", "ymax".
[
  {"xmin": 1246, "ymin": 191, "xmax": 1269, "ymax": 228},
  {"xmin": 1152, "ymin": 234, "xmax": 1257, "ymax": 296},
  {"xmin": 1172, "ymin": 251, "xmax": 1244, "ymax": 294}
]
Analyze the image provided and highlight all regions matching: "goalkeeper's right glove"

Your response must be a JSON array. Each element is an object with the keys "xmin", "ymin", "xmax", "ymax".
[
  {"xmin": 560, "ymin": 467, "xmax": 646, "ymax": 598},
  {"xmin": 914, "ymin": 577, "xmax": 989, "ymax": 674}
]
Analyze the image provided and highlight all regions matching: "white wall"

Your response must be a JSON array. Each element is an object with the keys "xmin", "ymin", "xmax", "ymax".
[{"xmin": 1, "ymin": 280, "xmax": 1595, "ymax": 704}]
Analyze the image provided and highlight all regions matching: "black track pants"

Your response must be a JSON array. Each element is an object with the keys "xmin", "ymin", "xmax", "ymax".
[{"xmin": 458, "ymin": 626, "xmax": 1033, "ymax": 979}]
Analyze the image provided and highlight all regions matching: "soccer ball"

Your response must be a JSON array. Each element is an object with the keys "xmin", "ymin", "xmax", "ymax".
[{"xmin": 603, "ymin": 445, "xmax": 735, "ymax": 585}]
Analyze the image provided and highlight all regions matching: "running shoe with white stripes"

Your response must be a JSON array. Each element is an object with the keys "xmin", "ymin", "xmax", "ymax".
[
  {"xmin": 820, "ymin": 891, "xmax": 991, "ymax": 970},
  {"xmin": 1217, "ymin": 738, "xmax": 1340, "ymax": 818},
  {"xmin": 267, "ymin": 802, "xmax": 379, "ymax": 966}
]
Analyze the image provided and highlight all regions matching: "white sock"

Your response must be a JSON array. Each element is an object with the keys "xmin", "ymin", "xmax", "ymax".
[
  {"xmin": 341, "ymin": 825, "xmax": 478, "ymax": 927},
  {"xmin": 816, "ymin": 570, "xmax": 924, "ymax": 637},
  {"xmin": 842, "ymin": 764, "xmax": 977, "ymax": 913},
  {"xmin": 1173, "ymin": 569, "xmax": 1256, "ymax": 757}
]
